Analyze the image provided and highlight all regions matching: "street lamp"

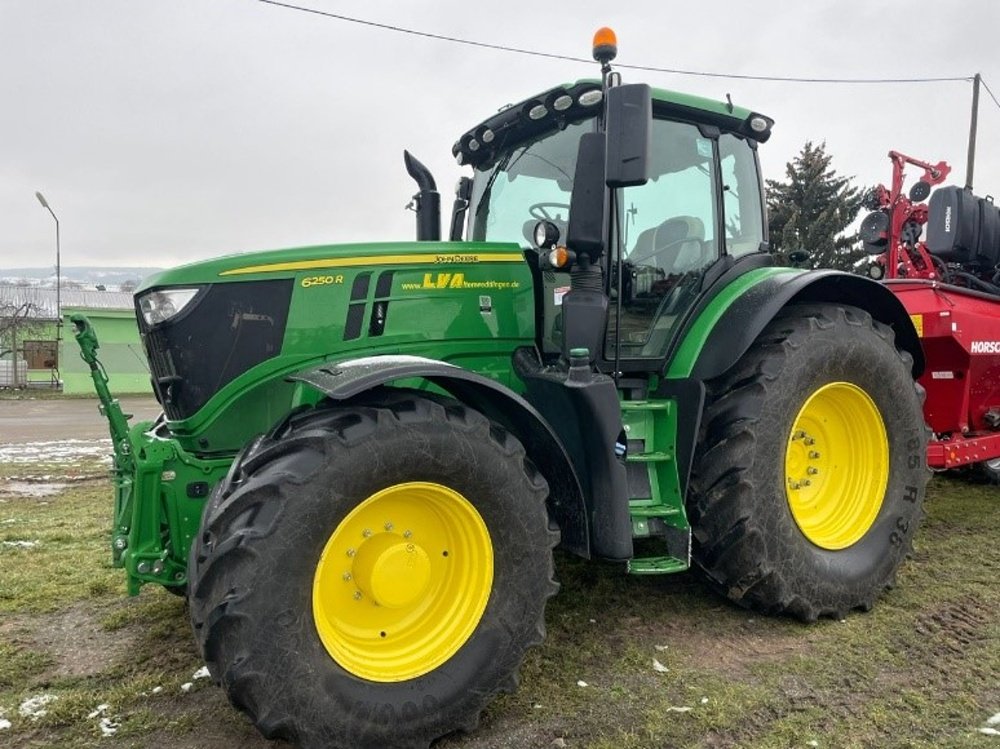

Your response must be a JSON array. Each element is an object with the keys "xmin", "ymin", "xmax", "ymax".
[{"xmin": 35, "ymin": 191, "xmax": 61, "ymax": 349}]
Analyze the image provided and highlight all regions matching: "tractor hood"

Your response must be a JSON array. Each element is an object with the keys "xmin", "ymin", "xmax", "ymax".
[
  {"xmin": 136, "ymin": 240, "xmax": 522, "ymax": 291},
  {"xmin": 133, "ymin": 241, "xmax": 534, "ymax": 425}
]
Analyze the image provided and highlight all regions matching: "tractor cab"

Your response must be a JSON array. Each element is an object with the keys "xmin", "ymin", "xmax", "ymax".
[{"xmin": 451, "ymin": 55, "xmax": 772, "ymax": 374}]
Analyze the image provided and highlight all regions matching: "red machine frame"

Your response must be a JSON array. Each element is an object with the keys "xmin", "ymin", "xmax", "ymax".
[{"xmin": 867, "ymin": 151, "xmax": 1000, "ymax": 470}]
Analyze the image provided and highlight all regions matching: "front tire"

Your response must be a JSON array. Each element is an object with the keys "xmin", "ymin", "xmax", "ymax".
[
  {"xmin": 188, "ymin": 395, "xmax": 557, "ymax": 749},
  {"xmin": 689, "ymin": 304, "xmax": 929, "ymax": 621}
]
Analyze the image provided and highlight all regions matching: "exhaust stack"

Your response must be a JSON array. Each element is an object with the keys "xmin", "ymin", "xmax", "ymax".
[{"xmin": 404, "ymin": 151, "xmax": 441, "ymax": 241}]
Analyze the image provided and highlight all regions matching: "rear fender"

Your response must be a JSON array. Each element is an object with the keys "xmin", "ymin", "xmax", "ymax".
[
  {"xmin": 288, "ymin": 355, "xmax": 590, "ymax": 558},
  {"xmin": 688, "ymin": 269, "xmax": 924, "ymax": 382},
  {"xmin": 662, "ymin": 270, "xmax": 924, "ymax": 502}
]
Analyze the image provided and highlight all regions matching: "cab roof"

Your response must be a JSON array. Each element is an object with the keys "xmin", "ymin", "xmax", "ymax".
[{"xmin": 453, "ymin": 79, "xmax": 773, "ymax": 170}]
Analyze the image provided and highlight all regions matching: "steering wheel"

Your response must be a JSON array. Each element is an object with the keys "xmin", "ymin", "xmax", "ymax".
[{"xmin": 529, "ymin": 203, "xmax": 571, "ymax": 222}]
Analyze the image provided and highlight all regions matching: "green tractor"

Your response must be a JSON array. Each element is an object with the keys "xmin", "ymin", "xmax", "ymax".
[{"xmin": 75, "ymin": 29, "xmax": 928, "ymax": 749}]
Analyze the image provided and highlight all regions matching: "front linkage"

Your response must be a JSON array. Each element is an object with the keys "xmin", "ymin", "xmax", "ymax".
[{"xmin": 72, "ymin": 314, "xmax": 229, "ymax": 594}]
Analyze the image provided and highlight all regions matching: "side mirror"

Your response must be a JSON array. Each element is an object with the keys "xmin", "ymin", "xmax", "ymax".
[
  {"xmin": 449, "ymin": 177, "xmax": 473, "ymax": 241},
  {"xmin": 605, "ymin": 84, "xmax": 651, "ymax": 188},
  {"xmin": 788, "ymin": 249, "xmax": 810, "ymax": 266}
]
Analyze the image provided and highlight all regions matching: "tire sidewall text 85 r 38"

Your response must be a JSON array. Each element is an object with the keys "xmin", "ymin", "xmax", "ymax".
[
  {"xmin": 689, "ymin": 303, "xmax": 929, "ymax": 621},
  {"xmin": 187, "ymin": 395, "xmax": 556, "ymax": 749}
]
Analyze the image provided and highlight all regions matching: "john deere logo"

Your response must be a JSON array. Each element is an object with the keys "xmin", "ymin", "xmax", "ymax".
[{"xmin": 423, "ymin": 272, "xmax": 466, "ymax": 289}]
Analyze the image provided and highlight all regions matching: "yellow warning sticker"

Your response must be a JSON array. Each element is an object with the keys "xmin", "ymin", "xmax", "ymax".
[{"xmin": 909, "ymin": 313, "xmax": 924, "ymax": 337}]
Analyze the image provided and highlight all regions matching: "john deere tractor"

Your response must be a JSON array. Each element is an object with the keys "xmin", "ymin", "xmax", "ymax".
[{"xmin": 75, "ymin": 29, "xmax": 929, "ymax": 749}]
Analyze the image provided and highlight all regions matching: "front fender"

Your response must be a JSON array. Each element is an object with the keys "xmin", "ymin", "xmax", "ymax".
[{"xmin": 288, "ymin": 355, "xmax": 590, "ymax": 558}]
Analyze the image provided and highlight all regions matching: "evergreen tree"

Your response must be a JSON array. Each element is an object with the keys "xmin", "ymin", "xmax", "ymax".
[{"xmin": 766, "ymin": 141, "xmax": 864, "ymax": 270}]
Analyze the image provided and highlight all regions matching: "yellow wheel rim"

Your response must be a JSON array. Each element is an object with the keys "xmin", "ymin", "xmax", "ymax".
[
  {"xmin": 312, "ymin": 482, "xmax": 493, "ymax": 682},
  {"xmin": 784, "ymin": 382, "xmax": 889, "ymax": 550}
]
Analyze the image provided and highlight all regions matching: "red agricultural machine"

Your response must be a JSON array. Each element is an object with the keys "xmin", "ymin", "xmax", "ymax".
[{"xmin": 861, "ymin": 151, "xmax": 1000, "ymax": 479}]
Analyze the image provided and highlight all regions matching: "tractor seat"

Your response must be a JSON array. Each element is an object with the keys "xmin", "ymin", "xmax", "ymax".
[{"xmin": 630, "ymin": 216, "xmax": 706, "ymax": 272}]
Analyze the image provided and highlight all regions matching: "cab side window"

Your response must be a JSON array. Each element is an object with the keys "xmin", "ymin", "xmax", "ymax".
[{"xmin": 719, "ymin": 134, "xmax": 765, "ymax": 258}]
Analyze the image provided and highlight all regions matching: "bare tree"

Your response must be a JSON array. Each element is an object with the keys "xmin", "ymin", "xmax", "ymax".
[{"xmin": 0, "ymin": 299, "xmax": 48, "ymax": 387}]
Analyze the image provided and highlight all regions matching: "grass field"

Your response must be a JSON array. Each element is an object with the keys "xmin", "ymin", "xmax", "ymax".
[{"xmin": 0, "ymin": 454, "xmax": 997, "ymax": 749}]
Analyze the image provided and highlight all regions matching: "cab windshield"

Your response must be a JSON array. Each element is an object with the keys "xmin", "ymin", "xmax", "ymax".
[{"xmin": 468, "ymin": 119, "xmax": 592, "ymax": 245}]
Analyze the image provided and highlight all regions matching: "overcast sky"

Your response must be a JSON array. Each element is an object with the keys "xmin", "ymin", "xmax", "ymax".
[{"xmin": 2, "ymin": 0, "xmax": 999, "ymax": 271}]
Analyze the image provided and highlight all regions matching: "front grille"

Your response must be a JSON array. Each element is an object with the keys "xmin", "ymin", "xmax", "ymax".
[{"xmin": 139, "ymin": 280, "xmax": 293, "ymax": 420}]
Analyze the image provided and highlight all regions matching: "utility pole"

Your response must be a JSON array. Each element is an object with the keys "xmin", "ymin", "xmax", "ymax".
[
  {"xmin": 965, "ymin": 73, "xmax": 981, "ymax": 191},
  {"xmin": 35, "ymin": 191, "xmax": 61, "ymax": 386}
]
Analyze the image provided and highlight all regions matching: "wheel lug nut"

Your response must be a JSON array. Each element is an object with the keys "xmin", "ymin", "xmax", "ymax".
[
  {"xmin": 807, "ymin": 467, "xmax": 818, "ymax": 475},
  {"xmin": 353, "ymin": 591, "xmax": 362, "ymax": 601},
  {"xmin": 809, "ymin": 451, "xmax": 820, "ymax": 459},
  {"xmin": 346, "ymin": 548, "xmax": 356, "ymax": 557},
  {"xmin": 342, "ymin": 572, "xmax": 352, "ymax": 581},
  {"xmin": 403, "ymin": 530, "xmax": 412, "ymax": 539},
  {"xmin": 804, "ymin": 438, "xmax": 815, "ymax": 446},
  {"xmin": 802, "ymin": 479, "xmax": 811, "ymax": 487},
  {"xmin": 788, "ymin": 480, "xmax": 800, "ymax": 490},
  {"xmin": 384, "ymin": 522, "xmax": 394, "ymax": 531},
  {"xmin": 362, "ymin": 529, "xmax": 372, "ymax": 538}
]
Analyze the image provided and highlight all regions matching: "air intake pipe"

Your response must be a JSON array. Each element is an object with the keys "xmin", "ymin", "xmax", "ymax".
[{"xmin": 404, "ymin": 150, "xmax": 441, "ymax": 241}]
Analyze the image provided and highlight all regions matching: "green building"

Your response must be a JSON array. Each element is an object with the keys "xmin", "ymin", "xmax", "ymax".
[{"xmin": 0, "ymin": 285, "xmax": 151, "ymax": 394}]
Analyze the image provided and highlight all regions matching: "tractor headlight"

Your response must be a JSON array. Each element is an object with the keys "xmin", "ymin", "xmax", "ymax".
[
  {"xmin": 533, "ymin": 220, "xmax": 560, "ymax": 249},
  {"xmin": 137, "ymin": 287, "xmax": 201, "ymax": 326}
]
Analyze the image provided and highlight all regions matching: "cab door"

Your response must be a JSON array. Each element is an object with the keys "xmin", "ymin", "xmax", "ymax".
[{"xmin": 604, "ymin": 121, "xmax": 765, "ymax": 367}]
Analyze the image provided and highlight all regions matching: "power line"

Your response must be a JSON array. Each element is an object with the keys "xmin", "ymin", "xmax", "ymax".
[
  {"xmin": 258, "ymin": 0, "xmax": 973, "ymax": 85},
  {"xmin": 258, "ymin": 0, "xmax": 593, "ymax": 66},
  {"xmin": 982, "ymin": 77, "xmax": 1000, "ymax": 112}
]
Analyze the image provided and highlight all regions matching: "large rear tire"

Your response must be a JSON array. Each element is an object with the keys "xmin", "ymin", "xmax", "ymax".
[
  {"xmin": 688, "ymin": 304, "xmax": 929, "ymax": 621},
  {"xmin": 188, "ymin": 394, "xmax": 557, "ymax": 749}
]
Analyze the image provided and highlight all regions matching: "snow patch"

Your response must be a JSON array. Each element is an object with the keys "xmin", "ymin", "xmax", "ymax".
[
  {"xmin": 151, "ymin": 686, "xmax": 163, "ymax": 695},
  {"xmin": 979, "ymin": 727, "xmax": 1000, "ymax": 736},
  {"xmin": 988, "ymin": 713, "xmax": 1000, "ymax": 726},
  {"xmin": 0, "ymin": 718, "xmax": 10, "ymax": 730},
  {"xmin": 99, "ymin": 716, "xmax": 120, "ymax": 737},
  {"xmin": 19, "ymin": 694, "xmax": 57, "ymax": 719},
  {"xmin": 1, "ymin": 482, "xmax": 68, "ymax": 498},
  {"xmin": 576, "ymin": 680, "xmax": 588, "ymax": 688},
  {"xmin": 87, "ymin": 704, "xmax": 110, "ymax": 719},
  {"xmin": 0, "ymin": 439, "xmax": 112, "ymax": 465},
  {"xmin": 666, "ymin": 706, "xmax": 692, "ymax": 713},
  {"xmin": 652, "ymin": 658, "xmax": 669, "ymax": 673},
  {"xmin": 654, "ymin": 644, "xmax": 669, "ymax": 652},
  {"xmin": 180, "ymin": 682, "xmax": 193, "ymax": 693},
  {"xmin": 192, "ymin": 666, "xmax": 210, "ymax": 680},
  {"xmin": 3, "ymin": 540, "xmax": 40, "ymax": 549}
]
